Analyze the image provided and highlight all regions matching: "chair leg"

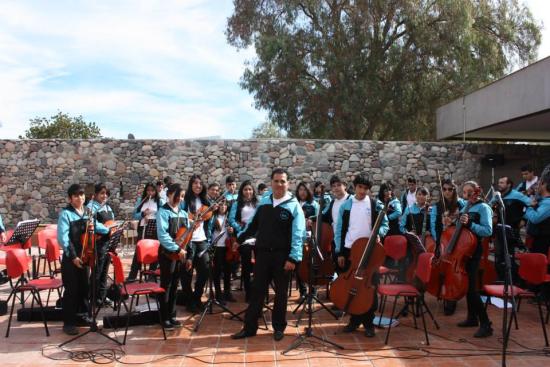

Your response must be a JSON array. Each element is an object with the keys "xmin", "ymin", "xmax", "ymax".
[
  {"xmin": 385, "ymin": 296, "xmax": 399, "ymax": 345},
  {"xmin": 378, "ymin": 295, "xmax": 387, "ymax": 328},
  {"xmin": 419, "ymin": 297, "xmax": 430, "ymax": 345},
  {"xmin": 410, "ymin": 297, "xmax": 418, "ymax": 329},
  {"xmin": 517, "ymin": 297, "xmax": 522, "ymax": 312},
  {"xmin": 5, "ymin": 290, "xmax": 17, "ymax": 338},
  {"xmin": 123, "ymin": 296, "xmax": 135, "ymax": 345},
  {"xmin": 156, "ymin": 297, "xmax": 166, "ymax": 341},
  {"xmin": 536, "ymin": 301, "xmax": 549, "ymax": 347},
  {"xmin": 146, "ymin": 294, "xmax": 151, "ymax": 311},
  {"xmin": 34, "ymin": 291, "xmax": 50, "ymax": 337},
  {"xmin": 513, "ymin": 297, "xmax": 519, "ymax": 330}
]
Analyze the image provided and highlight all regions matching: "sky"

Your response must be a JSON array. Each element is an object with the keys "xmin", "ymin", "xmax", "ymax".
[{"xmin": 0, "ymin": 0, "xmax": 549, "ymax": 140}]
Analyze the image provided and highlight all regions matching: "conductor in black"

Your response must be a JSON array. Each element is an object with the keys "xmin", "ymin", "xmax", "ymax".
[{"xmin": 231, "ymin": 168, "xmax": 306, "ymax": 341}]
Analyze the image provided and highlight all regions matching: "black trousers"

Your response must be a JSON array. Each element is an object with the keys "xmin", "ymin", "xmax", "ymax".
[
  {"xmin": 244, "ymin": 250, "xmax": 290, "ymax": 333},
  {"xmin": 213, "ymin": 246, "xmax": 232, "ymax": 296},
  {"xmin": 181, "ymin": 241, "xmax": 210, "ymax": 304},
  {"xmin": 158, "ymin": 249, "xmax": 181, "ymax": 321},
  {"xmin": 127, "ymin": 226, "xmax": 159, "ymax": 280},
  {"xmin": 494, "ymin": 226, "xmax": 520, "ymax": 282},
  {"xmin": 93, "ymin": 241, "xmax": 110, "ymax": 301},
  {"xmin": 239, "ymin": 245, "xmax": 254, "ymax": 299},
  {"xmin": 466, "ymin": 243, "xmax": 490, "ymax": 326},
  {"xmin": 61, "ymin": 256, "xmax": 90, "ymax": 326}
]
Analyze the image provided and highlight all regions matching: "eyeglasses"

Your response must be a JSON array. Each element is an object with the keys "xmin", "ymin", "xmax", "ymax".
[{"xmin": 442, "ymin": 188, "xmax": 454, "ymax": 192}]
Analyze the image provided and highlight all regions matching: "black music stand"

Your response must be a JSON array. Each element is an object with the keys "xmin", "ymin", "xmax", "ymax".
[
  {"xmin": 107, "ymin": 227, "xmax": 125, "ymax": 254},
  {"xmin": 59, "ymin": 219, "xmax": 121, "ymax": 347},
  {"xmin": 193, "ymin": 243, "xmax": 243, "ymax": 332},
  {"xmin": 5, "ymin": 219, "xmax": 40, "ymax": 246},
  {"xmin": 143, "ymin": 219, "xmax": 157, "ymax": 240}
]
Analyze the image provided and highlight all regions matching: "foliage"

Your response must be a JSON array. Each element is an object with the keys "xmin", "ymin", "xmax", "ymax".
[{"xmin": 19, "ymin": 112, "xmax": 102, "ymax": 139}]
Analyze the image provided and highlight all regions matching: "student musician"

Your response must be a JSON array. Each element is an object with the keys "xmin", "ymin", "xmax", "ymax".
[
  {"xmin": 156, "ymin": 183, "xmax": 189, "ymax": 330},
  {"xmin": 524, "ymin": 172, "xmax": 550, "ymax": 256},
  {"xmin": 257, "ymin": 183, "xmax": 269, "ymax": 198},
  {"xmin": 399, "ymin": 187, "xmax": 431, "ymax": 236},
  {"xmin": 210, "ymin": 201, "xmax": 234, "ymax": 304},
  {"xmin": 181, "ymin": 174, "xmax": 213, "ymax": 313},
  {"xmin": 0, "ymin": 213, "xmax": 6, "ymax": 244},
  {"xmin": 429, "ymin": 179, "xmax": 465, "ymax": 316},
  {"xmin": 322, "ymin": 175, "xmax": 351, "ymax": 247},
  {"xmin": 86, "ymin": 183, "xmax": 115, "ymax": 306},
  {"xmin": 127, "ymin": 182, "xmax": 161, "ymax": 282},
  {"xmin": 516, "ymin": 164, "xmax": 538, "ymax": 197},
  {"xmin": 335, "ymin": 174, "xmax": 389, "ymax": 337},
  {"xmin": 378, "ymin": 182, "xmax": 402, "ymax": 236},
  {"xmin": 228, "ymin": 180, "xmax": 258, "ymax": 302},
  {"xmin": 314, "ymin": 180, "xmax": 332, "ymax": 208},
  {"xmin": 224, "ymin": 176, "xmax": 238, "ymax": 206},
  {"xmin": 456, "ymin": 181, "xmax": 493, "ymax": 338},
  {"xmin": 295, "ymin": 181, "xmax": 319, "ymax": 299},
  {"xmin": 207, "ymin": 182, "xmax": 221, "ymax": 203},
  {"xmin": 57, "ymin": 184, "xmax": 109, "ymax": 335},
  {"xmin": 400, "ymin": 177, "xmax": 417, "ymax": 210}
]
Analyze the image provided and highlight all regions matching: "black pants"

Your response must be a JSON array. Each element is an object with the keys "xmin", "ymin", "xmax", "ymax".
[
  {"xmin": 93, "ymin": 241, "xmax": 111, "ymax": 302},
  {"xmin": 213, "ymin": 246, "xmax": 232, "ymax": 297},
  {"xmin": 466, "ymin": 243, "xmax": 490, "ymax": 326},
  {"xmin": 494, "ymin": 225, "xmax": 520, "ymax": 283},
  {"xmin": 61, "ymin": 256, "xmax": 90, "ymax": 326},
  {"xmin": 158, "ymin": 249, "xmax": 181, "ymax": 321},
  {"xmin": 183, "ymin": 241, "xmax": 210, "ymax": 304},
  {"xmin": 244, "ymin": 250, "xmax": 290, "ymax": 333},
  {"xmin": 239, "ymin": 245, "xmax": 254, "ymax": 299},
  {"xmin": 127, "ymin": 226, "xmax": 159, "ymax": 280}
]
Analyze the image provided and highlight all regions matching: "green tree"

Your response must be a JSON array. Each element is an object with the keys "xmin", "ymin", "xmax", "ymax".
[
  {"xmin": 227, "ymin": 0, "xmax": 541, "ymax": 140},
  {"xmin": 251, "ymin": 121, "xmax": 286, "ymax": 138},
  {"xmin": 19, "ymin": 112, "xmax": 102, "ymax": 139}
]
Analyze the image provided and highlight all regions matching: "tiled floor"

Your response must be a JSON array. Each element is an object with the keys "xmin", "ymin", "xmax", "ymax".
[{"xmin": 1, "ymin": 250, "xmax": 549, "ymax": 366}]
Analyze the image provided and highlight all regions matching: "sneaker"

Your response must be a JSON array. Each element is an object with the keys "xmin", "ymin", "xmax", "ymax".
[
  {"xmin": 273, "ymin": 330, "xmax": 284, "ymax": 341},
  {"xmin": 364, "ymin": 325, "xmax": 376, "ymax": 337},
  {"xmin": 169, "ymin": 318, "xmax": 182, "ymax": 328},
  {"xmin": 161, "ymin": 320, "xmax": 175, "ymax": 330}
]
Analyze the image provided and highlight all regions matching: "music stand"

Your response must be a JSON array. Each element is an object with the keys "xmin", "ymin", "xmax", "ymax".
[
  {"xmin": 5, "ymin": 219, "xmax": 40, "ymax": 246},
  {"xmin": 143, "ymin": 219, "xmax": 157, "ymax": 240},
  {"xmin": 59, "ymin": 218, "xmax": 121, "ymax": 347},
  {"xmin": 107, "ymin": 227, "xmax": 125, "ymax": 254}
]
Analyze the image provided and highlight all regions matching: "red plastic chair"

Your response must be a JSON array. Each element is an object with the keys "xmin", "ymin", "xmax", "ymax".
[
  {"xmin": 483, "ymin": 253, "xmax": 549, "ymax": 346},
  {"xmin": 45, "ymin": 239, "xmax": 62, "ymax": 277},
  {"xmin": 379, "ymin": 235, "xmax": 408, "ymax": 283},
  {"xmin": 4, "ymin": 249, "xmax": 63, "ymax": 337},
  {"xmin": 36, "ymin": 229, "xmax": 57, "ymax": 275},
  {"xmin": 109, "ymin": 252, "xmax": 166, "ymax": 344},
  {"xmin": 377, "ymin": 252, "xmax": 439, "ymax": 345},
  {"xmin": 136, "ymin": 239, "xmax": 160, "ymax": 282},
  {"xmin": 45, "ymin": 224, "xmax": 57, "ymax": 231}
]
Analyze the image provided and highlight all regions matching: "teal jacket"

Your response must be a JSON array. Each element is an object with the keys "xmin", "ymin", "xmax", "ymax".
[{"xmin": 156, "ymin": 203, "xmax": 190, "ymax": 253}]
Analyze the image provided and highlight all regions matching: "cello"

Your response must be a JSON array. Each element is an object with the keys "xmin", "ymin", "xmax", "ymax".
[
  {"xmin": 426, "ymin": 188, "xmax": 480, "ymax": 300},
  {"xmin": 298, "ymin": 192, "xmax": 335, "ymax": 286},
  {"xmin": 329, "ymin": 200, "xmax": 388, "ymax": 315}
]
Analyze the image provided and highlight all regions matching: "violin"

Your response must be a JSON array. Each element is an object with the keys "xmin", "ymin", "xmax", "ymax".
[
  {"xmin": 80, "ymin": 206, "xmax": 96, "ymax": 267},
  {"xmin": 329, "ymin": 200, "xmax": 388, "ymax": 315},
  {"xmin": 426, "ymin": 188, "xmax": 480, "ymax": 300},
  {"xmin": 298, "ymin": 191, "xmax": 335, "ymax": 286},
  {"xmin": 225, "ymin": 221, "xmax": 241, "ymax": 263}
]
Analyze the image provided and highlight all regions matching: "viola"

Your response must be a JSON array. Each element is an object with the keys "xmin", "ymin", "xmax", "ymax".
[
  {"xmin": 426, "ymin": 188, "xmax": 481, "ymax": 300},
  {"xmin": 329, "ymin": 200, "xmax": 388, "ymax": 315}
]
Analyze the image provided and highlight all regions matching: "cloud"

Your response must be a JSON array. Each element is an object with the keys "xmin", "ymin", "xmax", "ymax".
[{"xmin": 0, "ymin": 0, "xmax": 264, "ymax": 139}]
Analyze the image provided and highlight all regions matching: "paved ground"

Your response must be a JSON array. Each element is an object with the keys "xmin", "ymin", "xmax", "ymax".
[{"xmin": 1, "ymin": 248, "xmax": 549, "ymax": 367}]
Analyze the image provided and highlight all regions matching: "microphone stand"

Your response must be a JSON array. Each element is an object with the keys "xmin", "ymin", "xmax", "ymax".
[{"xmin": 494, "ymin": 194, "xmax": 517, "ymax": 367}]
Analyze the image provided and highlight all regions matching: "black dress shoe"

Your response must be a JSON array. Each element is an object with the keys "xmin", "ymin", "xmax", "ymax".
[
  {"xmin": 273, "ymin": 330, "xmax": 284, "ymax": 341},
  {"xmin": 342, "ymin": 323, "xmax": 359, "ymax": 333},
  {"xmin": 364, "ymin": 325, "xmax": 376, "ymax": 338},
  {"xmin": 169, "ymin": 318, "xmax": 182, "ymax": 328},
  {"xmin": 63, "ymin": 325, "xmax": 79, "ymax": 335},
  {"xmin": 231, "ymin": 329, "xmax": 256, "ymax": 339},
  {"xmin": 474, "ymin": 323, "xmax": 493, "ymax": 338},
  {"xmin": 162, "ymin": 320, "xmax": 175, "ymax": 330},
  {"xmin": 457, "ymin": 319, "xmax": 479, "ymax": 327}
]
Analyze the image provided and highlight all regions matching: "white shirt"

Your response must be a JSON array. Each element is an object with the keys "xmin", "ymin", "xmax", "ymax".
[
  {"xmin": 212, "ymin": 214, "xmax": 228, "ymax": 247},
  {"xmin": 406, "ymin": 190, "xmax": 416, "ymax": 208},
  {"xmin": 526, "ymin": 176, "xmax": 538, "ymax": 191},
  {"xmin": 140, "ymin": 198, "xmax": 157, "ymax": 227},
  {"xmin": 344, "ymin": 196, "xmax": 372, "ymax": 249},
  {"xmin": 272, "ymin": 192, "xmax": 292, "ymax": 207},
  {"xmin": 331, "ymin": 195, "xmax": 348, "ymax": 234},
  {"xmin": 241, "ymin": 204, "xmax": 256, "ymax": 245},
  {"xmin": 160, "ymin": 188, "xmax": 168, "ymax": 202},
  {"xmin": 191, "ymin": 198, "xmax": 207, "ymax": 242}
]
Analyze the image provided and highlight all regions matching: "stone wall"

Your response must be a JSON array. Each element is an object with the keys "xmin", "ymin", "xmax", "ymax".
[{"xmin": 1, "ymin": 139, "xmax": 549, "ymax": 227}]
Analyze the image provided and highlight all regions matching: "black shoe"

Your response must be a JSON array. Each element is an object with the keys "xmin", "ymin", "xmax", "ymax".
[
  {"xmin": 162, "ymin": 320, "xmax": 175, "ymax": 330},
  {"xmin": 63, "ymin": 325, "xmax": 79, "ymax": 335},
  {"xmin": 364, "ymin": 325, "xmax": 375, "ymax": 338},
  {"xmin": 76, "ymin": 315, "xmax": 93, "ymax": 326},
  {"xmin": 342, "ymin": 323, "xmax": 359, "ymax": 333},
  {"xmin": 169, "ymin": 318, "xmax": 182, "ymax": 328},
  {"xmin": 231, "ymin": 329, "xmax": 256, "ymax": 339},
  {"xmin": 224, "ymin": 293, "xmax": 237, "ymax": 302},
  {"xmin": 457, "ymin": 319, "xmax": 479, "ymax": 327},
  {"xmin": 443, "ymin": 300, "xmax": 457, "ymax": 316},
  {"xmin": 474, "ymin": 323, "xmax": 493, "ymax": 338},
  {"xmin": 273, "ymin": 330, "xmax": 284, "ymax": 341}
]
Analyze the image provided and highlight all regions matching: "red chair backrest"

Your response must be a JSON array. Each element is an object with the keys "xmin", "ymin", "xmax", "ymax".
[
  {"xmin": 6, "ymin": 249, "xmax": 29, "ymax": 279},
  {"xmin": 518, "ymin": 253, "xmax": 547, "ymax": 285},
  {"xmin": 38, "ymin": 229, "xmax": 57, "ymax": 250},
  {"xmin": 383, "ymin": 235, "xmax": 408, "ymax": 261},
  {"xmin": 415, "ymin": 252, "xmax": 434, "ymax": 284},
  {"xmin": 136, "ymin": 239, "xmax": 160, "ymax": 265},
  {"xmin": 45, "ymin": 239, "xmax": 61, "ymax": 262},
  {"xmin": 45, "ymin": 224, "xmax": 57, "ymax": 231},
  {"xmin": 108, "ymin": 253, "xmax": 125, "ymax": 286}
]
